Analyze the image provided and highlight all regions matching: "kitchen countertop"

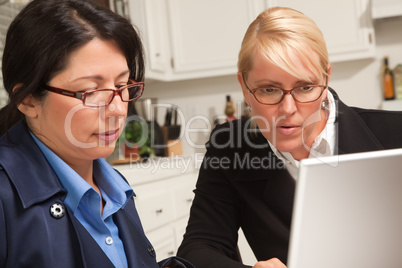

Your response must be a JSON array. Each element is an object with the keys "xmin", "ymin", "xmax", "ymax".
[{"xmin": 112, "ymin": 155, "xmax": 199, "ymax": 186}]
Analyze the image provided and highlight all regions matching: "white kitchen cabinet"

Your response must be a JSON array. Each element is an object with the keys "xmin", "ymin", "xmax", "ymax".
[
  {"xmin": 128, "ymin": 0, "xmax": 375, "ymax": 81},
  {"xmin": 135, "ymin": 185, "xmax": 175, "ymax": 233},
  {"xmin": 372, "ymin": 0, "xmax": 402, "ymax": 19},
  {"xmin": 114, "ymin": 158, "xmax": 197, "ymax": 261},
  {"xmin": 128, "ymin": 0, "xmax": 263, "ymax": 81},
  {"xmin": 266, "ymin": 0, "xmax": 376, "ymax": 63}
]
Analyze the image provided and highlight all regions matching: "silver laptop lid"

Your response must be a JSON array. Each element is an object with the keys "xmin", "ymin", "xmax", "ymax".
[{"xmin": 288, "ymin": 148, "xmax": 402, "ymax": 268}]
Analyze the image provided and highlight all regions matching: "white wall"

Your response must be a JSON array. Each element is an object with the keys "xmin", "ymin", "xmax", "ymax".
[
  {"xmin": 0, "ymin": 2, "xmax": 24, "ymax": 108},
  {"xmin": 141, "ymin": 16, "xmax": 402, "ymax": 156}
]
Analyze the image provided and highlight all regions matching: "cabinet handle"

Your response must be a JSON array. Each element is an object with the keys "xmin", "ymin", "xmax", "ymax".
[
  {"xmin": 168, "ymin": 251, "xmax": 174, "ymax": 256},
  {"xmin": 186, "ymin": 198, "xmax": 193, "ymax": 203},
  {"xmin": 155, "ymin": 209, "xmax": 163, "ymax": 214}
]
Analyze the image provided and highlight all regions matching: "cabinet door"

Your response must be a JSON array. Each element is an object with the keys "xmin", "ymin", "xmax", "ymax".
[
  {"xmin": 129, "ymin": 0, "xmax": 171, "ymax": 74},
  {"xmin": 267, "ymin": 0, "xmax": 375, "ymax": 62},
  {"xmin": 167, "ymin": 0, "xmax": 260, "ymax": 73},
  {"xmin": 134, "ymin": 186, "xmax": 174, "ymax": 233},
  {"xmin": 129, "ymin": 0, "xmax": 263, "ymax": 81},
  {"xmin": 172, "ymin": 173, "xmax": 196, "ymax": 219}
]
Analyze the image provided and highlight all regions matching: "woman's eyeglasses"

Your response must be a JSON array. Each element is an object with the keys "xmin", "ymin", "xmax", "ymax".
[
  {"xmin": 44, "ymin": 80, "xmax": 144, "ymax": 107},
  {"xmin": 243, "ymin": 76, "xmax": 327, "ymax": 105}
]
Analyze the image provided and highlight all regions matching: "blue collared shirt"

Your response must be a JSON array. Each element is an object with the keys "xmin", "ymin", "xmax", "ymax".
[{"xmin": 31, "ymin": 133, "xmax": 134, "ymax": 268}]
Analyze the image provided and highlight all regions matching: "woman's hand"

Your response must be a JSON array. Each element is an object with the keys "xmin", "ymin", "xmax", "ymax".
[{"xmin": 252, "ymin": 258, "xmax": 287, "ymax": 268}]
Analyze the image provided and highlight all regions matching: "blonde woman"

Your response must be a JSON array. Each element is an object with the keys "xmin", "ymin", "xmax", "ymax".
[{"xmin": 177, "ymin": 7, "xmax": 402, "ymax": 268}]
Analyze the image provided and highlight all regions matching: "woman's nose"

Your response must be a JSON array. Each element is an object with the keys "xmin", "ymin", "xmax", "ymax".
[
  {"xmin": 107, "ymin": 92, "xmax": 128, "ymax": 117},
  {"xmin": 279, "ymin": 92, "xmax": 297, "ymax": 115}
]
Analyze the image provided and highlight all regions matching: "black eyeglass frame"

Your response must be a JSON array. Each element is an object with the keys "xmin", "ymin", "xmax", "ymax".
[
  {"xmin": 242, "ymin": 75, "xmax": 328, "ymax": 105},
  {"xmin": 44, "ymin": 79, "xmax": 144, "ymax": 107}
]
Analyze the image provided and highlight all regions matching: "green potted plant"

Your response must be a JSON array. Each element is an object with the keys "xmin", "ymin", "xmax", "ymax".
[
  {"xmin": 118, "ymin": 120, "xmax": 155, "ymax": 159},
  {"xmin": 122, "ymin": 120, "xmax": 141, "ymax": 158}
]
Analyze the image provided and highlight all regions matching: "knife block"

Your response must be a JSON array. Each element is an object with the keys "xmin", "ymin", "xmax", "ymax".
[
  {"xmin": 161, "ymin": 126, "xmax": 182, "ymax": 156},
  {"xmin": 166, "ymin": 140, "xmax": 182, "ymax": 156}
]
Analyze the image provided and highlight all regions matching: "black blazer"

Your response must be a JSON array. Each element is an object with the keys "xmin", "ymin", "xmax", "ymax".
[{"xmin": 177, "ymin": 90, "xmax": 402, "ymax": 268}]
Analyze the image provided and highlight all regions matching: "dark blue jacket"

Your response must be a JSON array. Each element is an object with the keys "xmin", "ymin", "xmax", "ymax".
[{"xmin": 0, "ymin": 121, "xmax": 193, "ymax": 268}]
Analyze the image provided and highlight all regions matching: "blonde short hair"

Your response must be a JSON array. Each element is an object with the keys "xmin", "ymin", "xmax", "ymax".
[{"xmin": 238, "ymin": 7, "xmax": 329, "ymax": 82}]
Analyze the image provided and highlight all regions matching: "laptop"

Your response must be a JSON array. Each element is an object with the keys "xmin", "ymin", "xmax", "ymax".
[{"xmin": 287, "ymin": 148, "xmax": 402, "ymax": 268}]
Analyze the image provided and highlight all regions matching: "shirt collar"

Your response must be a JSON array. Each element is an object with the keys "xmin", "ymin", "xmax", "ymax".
[
  {"xmin": 268, "ymin": 90, "xmax": 337, "ymax": 179},
  {"xmin": 30, "ymin": 133, "xmax": 133, "ymax": 216}
]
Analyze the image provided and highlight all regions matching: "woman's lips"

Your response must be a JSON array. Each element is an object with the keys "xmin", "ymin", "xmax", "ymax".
[
  {"xmin": 276, "ymin": 125, "xmax": 300, "ymax": 136},
  {"xmin": 95, "ymin": 129, "xmax": 120, "ymax": 142}
]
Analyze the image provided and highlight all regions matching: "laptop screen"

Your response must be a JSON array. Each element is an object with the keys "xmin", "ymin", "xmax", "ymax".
[{"xmin": 287, "ymin": 148, "xmax": 402, "ymax": 268}]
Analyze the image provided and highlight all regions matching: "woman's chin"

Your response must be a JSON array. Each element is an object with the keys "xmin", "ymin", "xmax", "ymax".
[
  {"xmin": 93, "ymin": 146, "xmax": 117, "ymax": 159},
  {"xmin": 272, "ymin": 140, "xmax": 306, "ymax": 156}
]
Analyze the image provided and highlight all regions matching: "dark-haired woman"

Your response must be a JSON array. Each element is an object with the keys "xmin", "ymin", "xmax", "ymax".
[{"xmin": 0, "ymin": 1, "xmax": 192, "ymax": 267}]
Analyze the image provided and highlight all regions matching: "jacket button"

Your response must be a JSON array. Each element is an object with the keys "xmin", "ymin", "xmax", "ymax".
[
  {"xmin": 147, "ymin": 245, "xmax": 155, "ymax": 257},
  {"xmin": 50, "ymin": 203, "xmax": 65, "ymax": 219},
  {"xmin": 105, "ymin": 236, "xmax": 113, "ymax": 245}
]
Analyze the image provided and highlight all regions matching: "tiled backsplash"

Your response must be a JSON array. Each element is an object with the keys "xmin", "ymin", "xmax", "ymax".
[{"xmin": 0, "ymin": 2, "xmax": 24, "ymax": 108}]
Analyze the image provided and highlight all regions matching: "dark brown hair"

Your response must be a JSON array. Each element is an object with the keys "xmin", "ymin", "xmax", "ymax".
[{"xmin": 0, "ymin": 0, "xmax": 144, "ymax": 136}]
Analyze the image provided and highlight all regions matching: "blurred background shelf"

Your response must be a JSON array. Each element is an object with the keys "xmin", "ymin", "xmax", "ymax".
[{"xmin": 381, "ymin": 99, "xmax": 402, "ymax": 111}]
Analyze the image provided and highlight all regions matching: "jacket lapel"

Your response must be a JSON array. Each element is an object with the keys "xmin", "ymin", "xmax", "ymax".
[{"xmin": 335, "ymin": 97, "xmax": 384, "ymax": 154}]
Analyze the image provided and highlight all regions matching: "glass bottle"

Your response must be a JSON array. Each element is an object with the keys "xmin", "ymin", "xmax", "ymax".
[
  {"xmin": 224, "ymin": 95, "xmax": 236, "ymax": 122},
  {"xmin": 383, "ymin": 56, "xmax": 395, "ymax": 100}
]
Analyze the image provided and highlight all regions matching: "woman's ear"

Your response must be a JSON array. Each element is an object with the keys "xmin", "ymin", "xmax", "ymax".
[
  {"xmin": 17, "ymin": 94, "xmax": 40, "ymax": 119},
  {"xmin": 237, "ymin": 72, "xmax": 250, "ymax": 105},
  {"xmin": 13, "ymin": 83, "xmax": 41, "ymax": 119}
]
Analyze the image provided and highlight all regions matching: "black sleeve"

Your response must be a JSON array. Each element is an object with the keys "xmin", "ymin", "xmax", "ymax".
[
  {"xmin": 177, "ymin": 122, "xmax": 253, "ymax": 268},
  {"xmin": 158, "ymin": 256, "xmax": 195, "ymax": 268}
]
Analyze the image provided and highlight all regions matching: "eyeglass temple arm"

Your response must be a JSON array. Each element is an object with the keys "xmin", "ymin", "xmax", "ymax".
[{"xmin": 46, "ymin": 86, "xmax": 84, "ymax": 100}]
